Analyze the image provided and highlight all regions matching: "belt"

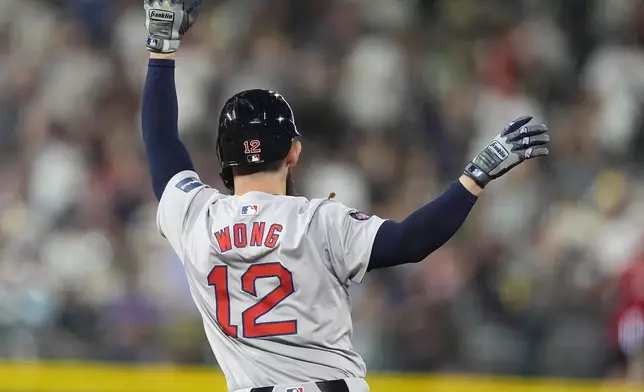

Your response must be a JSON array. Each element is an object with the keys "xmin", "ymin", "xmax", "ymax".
[{"xmin": 250, "ymin": 379, "xmax": 350, "ymax": 392}]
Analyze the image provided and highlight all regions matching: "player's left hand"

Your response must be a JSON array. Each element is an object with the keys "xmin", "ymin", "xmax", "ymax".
[
  {"xmin": 463, "ymin": 116, "xmax": 549, "ymax": 187},
  {"xmin": 144, "ymin": 0, "xmax": 203, "ymax": 53}
]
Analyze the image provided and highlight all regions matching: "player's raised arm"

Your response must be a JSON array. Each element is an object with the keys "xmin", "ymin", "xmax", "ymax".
[
  {"xmin": 141, "ymin": 0, "xmax": 202, "ymax": 201},
  {"xmin": 368, "ymin": 116, "xmax": 550, "ymax": 270}
]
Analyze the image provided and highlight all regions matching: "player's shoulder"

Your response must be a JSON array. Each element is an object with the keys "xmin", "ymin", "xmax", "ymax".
[
  {"xmin": 275, "ymin": 194, "xmax": 328, "ymax": 216},
  {"xmin": 292, "ymin": 195, "xmax": 343, "ymax": 213},
  {"xmin": 157, "ymin": 170, "xmax": 226, "ymax": 241},
  {"xmin": 308, "ymin": 197, "xmax": 373, "ymax": 224},
  {"xmin": 312, "ymin": 197, "xmax": 356, "ymax": 213},
  {"xmin": 266, "ymin": 194, "xmax": 334, "ymax": 222},
  {"xmin": 158, "ymin": 170, "xmax": 229, "ymax": 220},
  {"xmin": 163, "ymin": 170, "xmax": 216, "ymax": 196}
]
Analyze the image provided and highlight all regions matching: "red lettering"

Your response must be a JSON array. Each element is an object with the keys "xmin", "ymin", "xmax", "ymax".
[
  {"xmin": 233, "ymin": 223, "xmax": 247, "ymax": 248},
  {"xmin": 264, "ymin": 224, "xmax": 282, "ymax": 248},
  {"xmin": 214, "ymin": 227, "xmax": 232, "ymax": 252},
  {"xmin": 250, "ymin": 222, "xmax": 265, "ymax": 247}
]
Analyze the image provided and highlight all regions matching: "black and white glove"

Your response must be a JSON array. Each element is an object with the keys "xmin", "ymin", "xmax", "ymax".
[
  {"xmin": 144, "ymin": 0, "xmax": 202, "ymax": 53},
  {"xmin": 464, "ymin": 116, "xmax": 549, "ymax": 188}
]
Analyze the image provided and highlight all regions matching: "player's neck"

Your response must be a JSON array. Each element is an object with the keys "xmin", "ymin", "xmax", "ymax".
[{"xmin": 234, "ymin": 173, "xmax": 286, "ymax": 196}]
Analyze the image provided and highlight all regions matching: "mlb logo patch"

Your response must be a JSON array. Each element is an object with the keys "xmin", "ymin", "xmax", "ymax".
[
  {"xmin": 175, "ymin": 177, "xmax": 203, "ymax": 193},
  {"xmin": 285, "ymin": 388, "xmax": 303, "ymax": 392},
  {"xmin": 241, "ymin": 204, "xmax": 259, "ymax": 216},
  {"xmin": 146, "ymin": 37, "xmax": 159, "ymax": 47},
  {"xmin": 247, "ymin": 154, "xmax": 261, "ymax": 163}
]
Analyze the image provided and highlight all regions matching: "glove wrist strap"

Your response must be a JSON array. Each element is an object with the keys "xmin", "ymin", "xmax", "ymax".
[
  {"xmin": 463, "ymin": 162, "xmax": 491, "ymax": 188},
  {"xmin": 146, "ymin": 36, "xmax": 180, "ymax": 53}
]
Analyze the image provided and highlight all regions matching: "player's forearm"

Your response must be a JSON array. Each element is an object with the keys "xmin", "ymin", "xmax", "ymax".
[
  {"xmin": 142, "ymin": 57, "xmax": 195, "ymax": 201},
  {"xmin": 368, "ymin": 180, "xmax": 477, "ymax": 270}
]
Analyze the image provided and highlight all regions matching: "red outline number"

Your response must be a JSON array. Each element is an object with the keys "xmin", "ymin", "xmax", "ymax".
[
  {"xmin": 207, "ymin": 263, "xmax": 297, "ymax": 338},
  {"xmin": 243, "ymin": 140, "xmax": 261, "ymax": 154},
  {"xmin": 242, "ymin": 262, "xmax": 297, "ymax": 337},
  {"xmin": 207, "ymin": 266, "xmax": 238, "ymax": 337}
]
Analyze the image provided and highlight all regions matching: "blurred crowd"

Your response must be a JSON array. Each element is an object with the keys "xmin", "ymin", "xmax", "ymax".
[{"xmin": 1, "ymin": 0, "xmax": 644, "ymax": 381}]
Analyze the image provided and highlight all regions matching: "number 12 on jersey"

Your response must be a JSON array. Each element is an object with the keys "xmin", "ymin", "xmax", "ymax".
[{"xmin": 207, "ymin": 262, "xmax": 297, "ymax": 338}]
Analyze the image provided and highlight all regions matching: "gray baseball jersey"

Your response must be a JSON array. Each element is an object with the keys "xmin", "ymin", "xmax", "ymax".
[{"xmin": 157, "ymin": 170, "xmax": 385, "ymax": 392}]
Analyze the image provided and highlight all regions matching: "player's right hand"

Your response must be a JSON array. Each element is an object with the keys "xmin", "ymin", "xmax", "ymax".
[
  {"xmin": 463, "ymin": 116, "xmax": 549, "ymax": 187},
  {"xmin": 144, "ymin": 0, "xmax": 203, "ymax": 54}
]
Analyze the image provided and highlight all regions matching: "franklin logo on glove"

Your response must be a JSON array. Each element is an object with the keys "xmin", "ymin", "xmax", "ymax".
[
  {"xmin": 150, "ymin": 10, "xmax": 174, "ymax": 22},
  {"xmin": 488, "ymin": 140, "xmax": 509, "ymax": 160}
]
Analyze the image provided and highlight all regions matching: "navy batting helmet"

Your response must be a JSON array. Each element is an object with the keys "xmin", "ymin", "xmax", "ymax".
[{"xmin": 216, "ymin": 89, "xmax": 301, "ymax": 191}]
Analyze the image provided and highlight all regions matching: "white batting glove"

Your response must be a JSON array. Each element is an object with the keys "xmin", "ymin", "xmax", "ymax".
[
  {"xmin": 463, "ymin": 116, "xmax": 550, "ymax": 187},
  {"xmin": 144, "ymin": 0, "xmax": 203, "ymax": 53}
]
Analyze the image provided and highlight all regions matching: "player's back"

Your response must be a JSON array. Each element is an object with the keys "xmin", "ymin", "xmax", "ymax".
[{"xmin": 158, "ymin": 172, "xmax": 385, "ymax": 391}]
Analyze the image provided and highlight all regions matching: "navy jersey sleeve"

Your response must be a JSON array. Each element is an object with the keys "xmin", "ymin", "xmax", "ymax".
[
  {"xmin": 141, "ymin": 58, "xmax": 195, "ymax": 200},
  {"xmin": 368, "ymin": 181, "xmax": 477, "ymax": 270}
]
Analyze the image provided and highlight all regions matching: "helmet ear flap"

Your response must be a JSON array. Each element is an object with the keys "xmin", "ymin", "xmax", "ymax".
[{"xmin": 220, "ymin": 167, "xmax": 234, "ymax": 191}]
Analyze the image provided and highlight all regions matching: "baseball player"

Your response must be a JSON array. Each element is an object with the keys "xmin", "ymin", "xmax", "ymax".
[{"xmin": 141, "ymin": 1, "xmax": 550, "ymax": 392}]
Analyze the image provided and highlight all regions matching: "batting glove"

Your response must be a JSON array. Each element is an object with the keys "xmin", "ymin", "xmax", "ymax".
[
  {"xmin": 144, "ymin": 0, "xmax": 202, "ymax": 53},
  {"xmin": 463, "ymin": 116, "xmax": 549, "ymax": 188}
]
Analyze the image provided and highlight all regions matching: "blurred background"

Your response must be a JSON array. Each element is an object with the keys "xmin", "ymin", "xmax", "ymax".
[{"xmin": 1, "ymin": 0, "xmax": 644, "ymax": 387}]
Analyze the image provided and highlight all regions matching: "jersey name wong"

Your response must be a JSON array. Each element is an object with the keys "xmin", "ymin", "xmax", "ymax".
[{"xmin": 214, "ymin": 222, "xmax": 283, "ymax": 252}]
